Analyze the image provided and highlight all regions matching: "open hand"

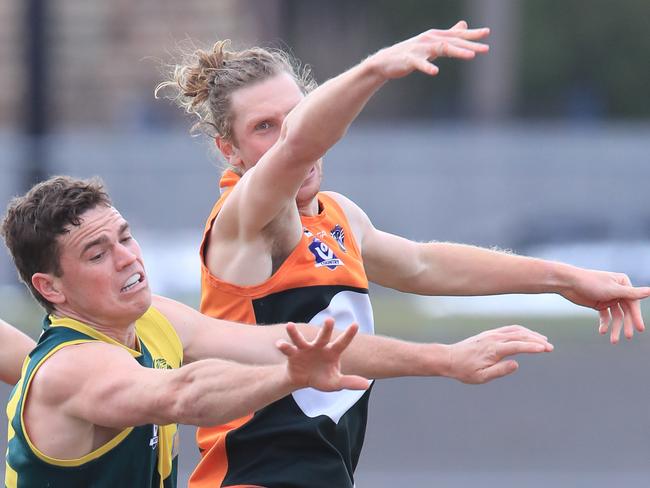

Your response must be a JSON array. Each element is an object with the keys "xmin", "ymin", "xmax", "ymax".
[
  {"xmin": 368, "ymin": 20, "xmax": 490, "ymax": 80},
  {"xmin": 560, "ymin": 268, "xmax": 650, "ymax": 344},
  {"xmin": 446, "ymin": 325, "xmax": 553, "ymax": 384},
  {"xmin": 277, "ymin": 318, "xmax": 370, "ymax": 392}
]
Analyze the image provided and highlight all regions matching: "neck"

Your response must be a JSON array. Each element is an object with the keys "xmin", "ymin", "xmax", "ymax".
[
  {"xmin": 297, "ymin": 196, "xmax": 319, "ymax": 217},
  {"xmin": 53, "ymin": 308, "xmax": 138, "ymax": 349}
]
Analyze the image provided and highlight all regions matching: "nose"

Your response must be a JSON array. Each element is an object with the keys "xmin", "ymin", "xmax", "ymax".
[{"xmin": 115, "ymin": 242, "xmax": 137, "ymax": 270}]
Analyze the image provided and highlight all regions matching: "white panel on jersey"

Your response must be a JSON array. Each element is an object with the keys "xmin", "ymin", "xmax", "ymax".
[{"xmin": 291, "ymin": 290, "xmax": 375, "ymax": 424}]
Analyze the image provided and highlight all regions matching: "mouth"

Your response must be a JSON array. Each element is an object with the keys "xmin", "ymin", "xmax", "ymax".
[{"xmin": 121, "ymin": 272, "xmax": 145, "ymax": 293}]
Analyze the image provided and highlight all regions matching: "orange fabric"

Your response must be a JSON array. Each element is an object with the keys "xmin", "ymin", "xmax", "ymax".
[
  {"xmin": 218, "ymin": 169, "xmax": 241, "ymax": 192},
  {"xmin": 192, "ymin": 171, "xmax": 367, "ymax": 487},
  {"xmin": 189, "ymin": 414, "xmax": 252, "ymax": 488}
]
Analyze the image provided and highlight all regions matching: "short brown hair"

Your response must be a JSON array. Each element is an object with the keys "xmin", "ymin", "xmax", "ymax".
[
  {"xmin": 1, "ymin": 176, "xmax": 112, "ymax": 313},
  {"xmin": 156, "ymin": 39, "xmax": 316, "ymax": 145}
]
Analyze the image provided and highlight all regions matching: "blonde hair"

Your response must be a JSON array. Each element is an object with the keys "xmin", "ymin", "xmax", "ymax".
[{"xmin": 156, "ymin": 40, "xmax": 316, "ymax": 144}]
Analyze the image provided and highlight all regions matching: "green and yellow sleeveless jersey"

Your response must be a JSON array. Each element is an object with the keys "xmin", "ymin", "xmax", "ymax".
[{"xmin": 5, "ymin": 307, "xmax": 183, "ymax": 488}]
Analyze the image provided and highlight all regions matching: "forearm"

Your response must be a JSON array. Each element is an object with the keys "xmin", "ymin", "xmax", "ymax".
[
  {"xmin": 207, "ymin": 321, "xmax": 450, "ymax": 380},
  {"xmin": 410, "ymin": 242, "xmax": 576, "ymax": 296},
  {"xmin": 282, "ymin": 57, "xmax": 386, "ymax": 161},
  {"xmin": 339, "ymin": 333, "xmax": 450, "ymax": 379},
  {"xmin": 0, "ymin": 319, "xmax": 35, "ymax": 384},
  {"xmin": 171, "ymin": 359, "xmax": 295, "ymax": 426}
]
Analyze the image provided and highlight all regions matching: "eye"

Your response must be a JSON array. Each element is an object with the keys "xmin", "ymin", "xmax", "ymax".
[
  {"xmin": 90, "ymin": 252, "xmax": 104, "ymax": 262},
  {"xmin": 255, "ymin": 121, "xmax": 272, "ymax": 131},
  {"xmin": 120, "ymin": 235, "xmax": 132, "ymax": 244}
]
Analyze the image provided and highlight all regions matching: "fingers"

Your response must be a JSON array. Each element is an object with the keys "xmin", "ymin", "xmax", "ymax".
[
  {"xmin": 313, "ymin": 318, "xmax": 335, "ymax": 348},
  {"xmin": 598, "ymin": 308, "xmax": 611, "ymax": 335},
  {"xmin": 419, "ymin": 23, "xmax": 489, "ymax": 62},
  {"xmin": 598, "ymin": 299, "xmax": 644, "ymax": 343},
  {"xmin": 450, "ymin": 20, "xmax": 468, "ymax": 30},
  {"xmin": 491, "ymin": 334, "xmax": 553, "ymax": 352},
  {"xmin": 445, "ymin": 38, "xmax": 490, "ymax": 54},
  {"xmin": 435, "ymin": 42, "xmax": 478, "ymax": 60},
  {"xmin": 482, "ymin": 325, "xmax": 550, "ymax": 346},
  {"xmin": 625, "ymin": 299, "xmax": 646, "ymax": 332},
  {"xmin": 622, "ymin": 285, "xmax": 650, "ymax": 300},
  {"xmin": 496, "ymin": 341, "xmax": 550, "ymax": 358},
  {"xmin": 413, "ymin": 57, "xmax": 439, "ymax": 76},
  {"xmin": 479, "ymin": 360, "xmax": 519, "ymax": 383},
  {"xmin": 285, "ymin": 319, "xmax": 359, "ymax": 355},
  {"xmin": 489, "ymin": 324, "xmax": 548, "ymax": 339},
  {"xmin": 427, "ymin": 38, "xmax": 489, "ymax": 60},
  {"xmin": 329, "ymin": 323, "xmax": 359, "ymax": 355},
  {"xmin": 276, "ymin": 339, "xmax": 297, "ymax": 358},
  {"xmin": 285, "ymin": 322, "xmax": 310, "ymax": 349},
  {"xmin": 610, "ymin": 303, "xmax": 624, "ymax": 344},
  {"xmin": 621, "ymin": 301, "xmax": 635, "ymax": 340},
  {"xmin": 338, "ymin": 374, "xmax": 370, "ymax": 391},
  {"xmin": 439, "ymin": 21, "xmax": 490, "ymax": 41}
]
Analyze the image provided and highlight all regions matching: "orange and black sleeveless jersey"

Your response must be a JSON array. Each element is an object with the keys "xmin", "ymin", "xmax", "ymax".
[{"xmin": 192, "ymin": 171, "xmax": 374, "ymax": 488}]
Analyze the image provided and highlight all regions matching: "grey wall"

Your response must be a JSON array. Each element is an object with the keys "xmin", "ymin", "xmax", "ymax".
[{"xmin": 2, "ymin": 123, "xmax": 650, "ymax": 285}]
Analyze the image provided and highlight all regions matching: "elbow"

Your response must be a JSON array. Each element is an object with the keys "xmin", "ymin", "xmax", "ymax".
[
  {"xmin": 169, "ymin": 370, "xmax": 223, "ymax": 427},
  {"xmin": 166, "ymin": 371, "xmax": 203, "ymax": 425},
  {"xmin": 280, "ymin": 120, "xmax": 344, "ymax": 164},
  {"xmin": 281, "ymin": 133, "xmax": 327, "ymax": 166}
]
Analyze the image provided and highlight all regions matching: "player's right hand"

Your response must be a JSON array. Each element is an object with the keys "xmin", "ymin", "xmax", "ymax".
[
  {"xmin": 446, "ymin": 325, "xmax": 553, "ymax": 384},
  {"xmin": 277, "ymin": 319, "xmax": 370, "ymax": 392}
]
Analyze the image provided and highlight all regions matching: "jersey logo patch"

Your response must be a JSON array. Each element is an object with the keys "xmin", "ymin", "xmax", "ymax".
[
  {"xmin": 149, "ymin": 424, "xmax": 159, "ymax": 450},
  {"xmin": 308, "ymin": 238, "xmax": 344, "ymax": 270},
  {"xmin": 154, "ymin": 358, "xmax": 172, "ymax": 370},
  {"xmin": 330, "ymin": 224, "xmax": 346, "ymax": 252}
]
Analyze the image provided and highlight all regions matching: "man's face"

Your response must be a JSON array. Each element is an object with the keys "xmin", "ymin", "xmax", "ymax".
[
  {"xmin": 226, "ymin": 72, "xmax": 324, "ymax": 205},
  {"xmin": 51, "ymin": 205, "xmax": 151, "ymax": 328}
]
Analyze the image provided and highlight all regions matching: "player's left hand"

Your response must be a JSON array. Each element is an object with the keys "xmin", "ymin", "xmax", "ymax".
[
  {"xmin": 277, "ymin": 318, "xmax": 370, "ymax": 391},
  {"xmin": 368, "ymin": 20, "xmax": 490, "ymax": 80},
  {"xmin": 559, "ymin": 268, "xmax": 650, "ymax": 343}
]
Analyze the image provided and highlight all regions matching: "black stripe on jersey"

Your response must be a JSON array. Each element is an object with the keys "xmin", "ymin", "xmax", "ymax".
[
  {"xmin": 251, "ymin": 284, "xmax": 368, "ymax": 325},
  {"xmin": 221, "ymin": 285, "xmax": 372, "ymax": 488},
  {"xmin": 222, "ymin": 389, "xmax": 371, "ymax": 488}
]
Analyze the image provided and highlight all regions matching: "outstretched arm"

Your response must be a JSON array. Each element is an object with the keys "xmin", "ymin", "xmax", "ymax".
[
  {"xmin": 227, "ymin": 21, "xmax": 490, "ymax": 235},
  {"xmin": 0, "ymin": 319, "xmax": 35, "ymax": 384},
  {"xmin": 332, "ymin": 193, "xmax": 650, "ymax": 344},
  {"xmin": 29, "ymin": 322, "xmax": 366, "ymax": 430},
  {"xmin": 154, "ymin": 296, "xmax": 553, "ymax": 385}
]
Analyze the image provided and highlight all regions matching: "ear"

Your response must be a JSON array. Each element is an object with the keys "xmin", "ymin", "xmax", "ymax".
[
  {"xmin": 31, "ymin": 273, "xmax": 66, "ymax": 305},
  {"xmin": 215, "ymin": 136, "xmax": 244, "ymax": 171}
]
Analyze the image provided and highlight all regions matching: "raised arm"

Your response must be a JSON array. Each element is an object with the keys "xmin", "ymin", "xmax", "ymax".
[
  {"xmin": 227, "ymin": 21, "xmax": 490, "ymax": 234},
  {"xmin": 0, "ymin": 319, "xmax": 35, "ymax": 384}
]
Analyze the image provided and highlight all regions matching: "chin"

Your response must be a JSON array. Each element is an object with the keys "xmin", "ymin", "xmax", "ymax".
[
  {"xmin": 137, "ymin": 290, "xmax": 153, "ymax": 312},
  {"xmin": 128, "ymin": 289, "xmax": 153, "ymax": 320},
  {"xmin": 298, "ymin": 179, "xmax": 321, "ymax": 202},
  {"xmin": 296, "ymin": 189, "xmax": 318, "ymax": 208}
]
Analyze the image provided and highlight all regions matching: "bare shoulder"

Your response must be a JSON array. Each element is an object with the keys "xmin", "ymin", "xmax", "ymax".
[
  {"xmin": 322, "ymin": 190, "xmax": 356, "ymax": 207},
  {"xmin": 151, "ymin": 294, "xmax": 186, "ymax": 320},
  {"xmin": 151, "ymin": 294, "xmax": 195, "ymax": 348},
  {"xmin": 322, "ymin": 191, "xmax": 373, "ymax": 237},
  {"xmin": 210, "ymin": 168, "xmax": 265, "ymax": 241},
  {"xmin": 29, "ymin": 341, "xmax": 134, "ymax": 405},
  {"xmin": 205, "ymin": 171, "xmax": 282, "ymax": 285}
]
